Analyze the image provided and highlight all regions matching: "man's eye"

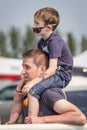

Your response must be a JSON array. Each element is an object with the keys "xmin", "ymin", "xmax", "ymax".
[
  {"xmin": 26, "ymin": 66, "xmax": 30, "ymax": 69},
  {"xmin": 24, "ymin": 65, "xmax": 30, "ymax": 70}
]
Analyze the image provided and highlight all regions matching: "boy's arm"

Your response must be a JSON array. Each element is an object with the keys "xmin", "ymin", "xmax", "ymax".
[
  {"xmin": 22, "ymin": 77, "xmax": 43, "ymax": 94},
  {"xmin": 41, "ymin": 58, "xmax": 58, "ymax": 79}
]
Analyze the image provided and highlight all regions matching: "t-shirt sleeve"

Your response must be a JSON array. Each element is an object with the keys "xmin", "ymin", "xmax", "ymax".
[{"xmin": 42, "ymin": 88, "xmax": 65, "ymax": 110}]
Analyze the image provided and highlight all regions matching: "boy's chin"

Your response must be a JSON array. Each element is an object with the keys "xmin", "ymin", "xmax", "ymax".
[{"xmin": 35, "ymin": 33, "xmax": 41, "ymax": 36}]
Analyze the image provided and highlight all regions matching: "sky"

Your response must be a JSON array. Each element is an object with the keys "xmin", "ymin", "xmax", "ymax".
[{"xmin": 0, "ymin": 0, "xmax": 87, "ymax": 45}]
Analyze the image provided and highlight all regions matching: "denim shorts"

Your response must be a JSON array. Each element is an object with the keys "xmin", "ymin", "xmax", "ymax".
[{"xmin": 29, "ymin": 70, "xmax": 69, "ymax": 99}]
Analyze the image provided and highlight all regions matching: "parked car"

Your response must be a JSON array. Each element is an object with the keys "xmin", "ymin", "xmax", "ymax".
[
  {"xmin": 0, "ymin": 80, "xmax": 21, "ymax": 124},
  {"xmin": 62, "ymin": 75, "xmax": 87, "ymax": 117}
]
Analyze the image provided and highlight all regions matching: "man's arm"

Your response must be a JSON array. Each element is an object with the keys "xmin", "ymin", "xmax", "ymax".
[
  {"xmin": 42, "ymin": 100, "xmax": 86, "ymax": 125},
  {"xmin": 24, "ymin": 99, "xmax": 86, "ymax": 125},
  {"xmin": 6, "ymin": 82, "xmax": 24, "ymax": 124}
]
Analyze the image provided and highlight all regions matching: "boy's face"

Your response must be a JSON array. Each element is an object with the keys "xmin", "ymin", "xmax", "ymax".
[
  {"xmin": 32, "ymin": 18, "xmax": 47, "ymax": 36},
  {"xmin": 21, "ymin": 57, "xmax": 41, "ymax": 83},
  {"xmin": 33, "ymin": 18, "xmax": 44, "ymax": 28}
]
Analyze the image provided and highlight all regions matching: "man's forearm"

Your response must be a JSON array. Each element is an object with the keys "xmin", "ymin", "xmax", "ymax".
[
  {"xmin": 6, "ymin": 92, "xmax": 23, "ymax": 124},
  {"xmin": 42, "ymin": 112, "xmax": 86, "ymax": 125},
  {"xmin": 7, "ymin": 113, "xmax": 20, "ymax": 124}
]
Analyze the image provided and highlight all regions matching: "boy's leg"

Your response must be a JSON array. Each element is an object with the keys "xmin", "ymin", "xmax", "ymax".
[
  {"xmin": 28, "ymin": 93, "xmax": 39, "ymax": 116},
  {"xmin": 29, "ymin": 71, "xmax": 66, "ymax": 100},
  {"xmin": 6, "ymin": 91, "xmax": 23, "ymax": 124}
]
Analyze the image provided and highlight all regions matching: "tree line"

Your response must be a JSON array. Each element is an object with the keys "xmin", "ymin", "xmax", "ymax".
[{"xmin": 0, "ymin": 26, "xmax": 87, "ymax": 58}]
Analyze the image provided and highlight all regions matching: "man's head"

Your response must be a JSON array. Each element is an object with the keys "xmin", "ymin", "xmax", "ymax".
[
  {"xmin": 32, "ymin": 7, "xmax": 60, "ymax": 34},
  {"xmin": 21, "ymin": 49, "xmax": 49, "ymax": 83}
]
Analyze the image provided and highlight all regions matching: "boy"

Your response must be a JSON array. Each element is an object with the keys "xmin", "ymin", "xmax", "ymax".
[{"xmin": 25, "ymin": 7, "xmax": 73, "ymax": 116}]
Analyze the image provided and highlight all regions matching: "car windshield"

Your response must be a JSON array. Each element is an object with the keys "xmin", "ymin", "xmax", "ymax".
[{"xmin": 0, "ymin": 86, "xmax": 16, "ymax": 100}]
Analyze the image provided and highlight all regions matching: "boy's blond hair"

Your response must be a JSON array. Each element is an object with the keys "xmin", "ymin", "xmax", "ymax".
[{"xmin": 34, "ymin": 7, "xmax": 60, "ymax": 30}]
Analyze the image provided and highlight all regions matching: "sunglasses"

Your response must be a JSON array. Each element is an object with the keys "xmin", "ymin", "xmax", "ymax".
[
  {"xmin": 32, "ymin": 24, "xmax": 56, "ymax": 33},
  {"xmin": 32, "ymin": 26, "xmax": 46, "ymax": 33}
]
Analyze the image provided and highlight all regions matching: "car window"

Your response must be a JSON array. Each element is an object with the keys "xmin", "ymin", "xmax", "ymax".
[
  {"xmin": 0, "ymin": 86, "xmax": 16, "ymax": 100},
  {"xmin": 73, "ymin": 67, "xmax": 87, "ymax": 77},
  {"xmin": 66, "ymin": 90, "xmax": 87, "ymax": 115}
]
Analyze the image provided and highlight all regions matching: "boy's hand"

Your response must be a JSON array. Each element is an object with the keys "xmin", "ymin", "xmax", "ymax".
[
  {"xmin": 21, "ymin": 77, "xmax": 43, "ymax": 95},
  {"xmin": 21, "ymin": 83, "xmax": 33, "ymax": 95}
]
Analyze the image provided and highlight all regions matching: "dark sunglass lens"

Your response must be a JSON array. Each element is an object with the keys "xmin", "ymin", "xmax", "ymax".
[
  {"xmin": 33, "ymin": 28, "xmax": 41, "ymax": 33},
  {"xmin": 33, "ymin": 27, "xmax": 45, "ymax": 33}
]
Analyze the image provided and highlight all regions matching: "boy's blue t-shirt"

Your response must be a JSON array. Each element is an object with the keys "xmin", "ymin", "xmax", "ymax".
[{"xmin": 38, "ymin": 32, "xmax": 73, "ymax": 82}]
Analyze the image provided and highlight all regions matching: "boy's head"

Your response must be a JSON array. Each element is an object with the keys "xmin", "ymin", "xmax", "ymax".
[
  {"xmin": 34, "ymin": 7, "xmax": 60, "ymax": 31},
  {"xmin": 21, "ymin": 49, "xmax": 49, "ymax": 83}
]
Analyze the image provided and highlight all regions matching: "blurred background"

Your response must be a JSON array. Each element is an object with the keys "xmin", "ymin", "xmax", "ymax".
[
  {"xmin": 0, "ymin": 0, "xmax": 87, "ymax": 57},
  {"xmin": 0, "ymin": 0, "xmax": 87, "ymax": 80},
  {"xmin": 0, "ymin": 0, "xmax": 87, "ymax": 124}
]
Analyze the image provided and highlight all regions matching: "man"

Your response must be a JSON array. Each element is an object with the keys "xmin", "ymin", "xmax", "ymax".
[{"xmin": 7, "ymin": 49, "xmax": 86, "ymax": 125}]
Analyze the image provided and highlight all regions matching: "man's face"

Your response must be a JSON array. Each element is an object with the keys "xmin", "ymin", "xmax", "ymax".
[{"xmin": 21, "ymin": 57, "xmax": 40, "ymax": 83}]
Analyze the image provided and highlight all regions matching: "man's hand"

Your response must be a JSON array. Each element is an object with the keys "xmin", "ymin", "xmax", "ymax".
[
  {"xmin": 16, "ymin": 80, "xmax": 25, "ymax": 95},
  {"xmin": 24, "ymin": 116, "xmax": 44, "ymax": 124},
  {"xmin": 5, "ymin": 121, "xmax": 14, "ymax": 125}
]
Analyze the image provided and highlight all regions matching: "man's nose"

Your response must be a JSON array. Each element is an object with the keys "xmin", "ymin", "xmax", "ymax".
[{"xmin": 21, "ymin": 69, "xmax": 26, "ymax": 74}]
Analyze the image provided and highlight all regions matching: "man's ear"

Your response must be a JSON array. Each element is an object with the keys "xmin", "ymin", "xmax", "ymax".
[{"xmin": 41, "ymin": 65, "xmax": 46, "ymax": 72}]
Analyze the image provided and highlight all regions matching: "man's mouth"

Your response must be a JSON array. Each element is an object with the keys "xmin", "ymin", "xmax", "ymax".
[{"xmin": 24, "ymin": 75, "xmax": 29, "ymax": 81}]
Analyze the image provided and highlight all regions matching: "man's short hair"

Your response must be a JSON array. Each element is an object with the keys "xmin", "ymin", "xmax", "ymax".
[{"xmin": 22, "ymin": 49, "xmax": 49, "ymax": 69}]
